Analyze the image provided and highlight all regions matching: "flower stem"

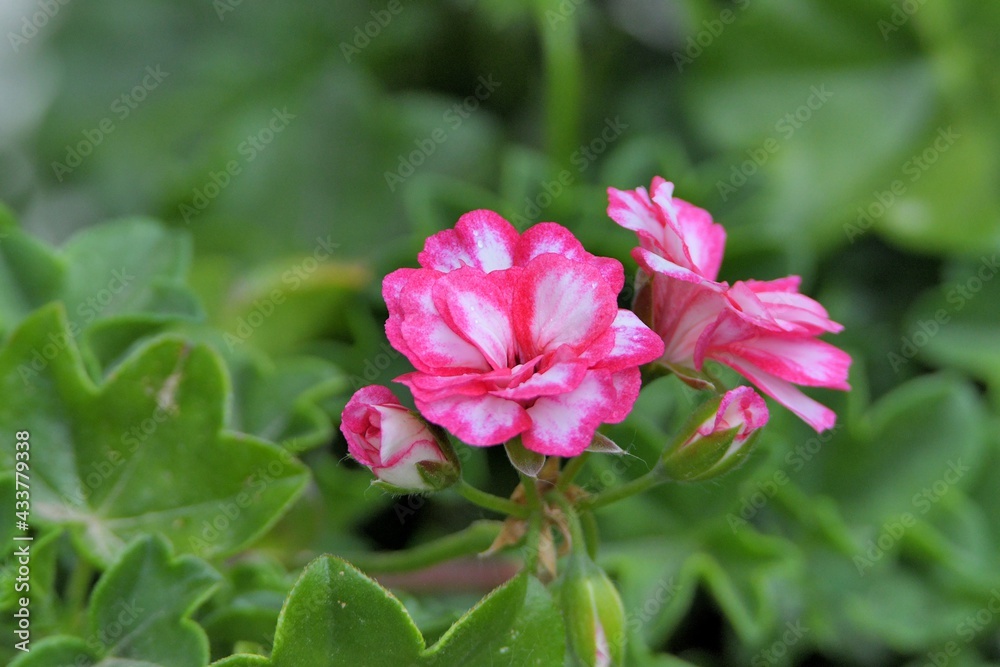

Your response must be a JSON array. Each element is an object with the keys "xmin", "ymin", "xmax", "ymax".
[
  {"xmin": 549, "ymin": 491, "xmax": 587, "ymax": 556},
  {"xmin": 581, "ymin": 510, "xmax": 600, "ymax": 560},
  {"xmin": 576, "ymin": 464, "xmax": 667, "ymax": 512},
  {"xmin": 349, "ymin": 520, "xmax": 504, "ymax": 574},
  {"xmin": 456, "ymin": 479, "xmax": 528, "ymax": 518},
  {"xmin": 519, "ymin": 471, "xmax": 545, "ymax": 573},
  {"xmin": 556, "ymin": 452, "xmax": 590, "ymax": 491},
  {"xmin": 64, "ymin": 558, "xmax": 93, "ymax": 632},
  {"xmin": 534, "ymin": 0, "xmax": 582, "ymax": 169}
]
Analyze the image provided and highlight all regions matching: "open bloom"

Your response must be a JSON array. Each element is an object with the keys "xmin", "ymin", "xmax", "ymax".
[
  {"xmin": 609, "ymin": 178, "xmax": 851, "ymax": 432},
  {"xmin": 383, "ymin": 210, "xmax": 664, "ymax": 457},
  {"xmin": 663, "ymin": 386, "xmax": 768, "ymax": 481},
  {"xmin": 340, "ymin": 385, "xmax": 457, "ymax": 491}
]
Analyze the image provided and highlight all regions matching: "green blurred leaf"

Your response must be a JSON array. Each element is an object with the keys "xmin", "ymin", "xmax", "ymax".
[{"xmin": 0, "ymin": 304, "xmax": 309, "ymax": 566}]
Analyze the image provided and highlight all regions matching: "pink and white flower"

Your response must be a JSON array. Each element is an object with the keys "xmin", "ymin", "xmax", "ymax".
[
  {"xmin": 608, "ymin": 178, "xmax": 851, "ymax": 432},
  {"xmin": 340, "ymin": 385, "xmax": 457, "ymax": 491},
  {"xmin": 383, "ymin": 210, "xmax": 664, "ymax": 457}
]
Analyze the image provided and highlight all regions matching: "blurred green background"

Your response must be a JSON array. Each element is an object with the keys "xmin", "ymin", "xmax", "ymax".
[{"xmin": 2, "ymin": 0, "xmax": 1000, "ymax": 665}]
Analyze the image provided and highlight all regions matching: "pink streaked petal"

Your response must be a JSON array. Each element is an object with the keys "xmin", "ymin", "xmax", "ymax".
[
  {"xmin": 374, "ymin": 405, "xmax": 433, "ymax": 463},
  {"xmin": 396, "ymin": 370, "xmax": 489, "ymax": 403},
  {"xmin": 592, "ymin": 309, "xmax": 665, "ymax": 372},
  {"xmin": 383, "ymin": 268, "xmax": 420, "ymax": 361},
  {"xmin": 397, "ymin": 270, "xmax": 491, "ymax": 373},
  {"xmin": 605, "ymin": 368, "xmax": 641, "ymax": 423},
  {"xmin": 607, "ymin": 184, "xmax": 661, "ymax": 239},
  {"xmin": 728, "ymin": 280, "xmax": 842, "ymax": 334},
  {"xmin": 651, "ymin": 183, "xmax": 726, "ymax": 280},
  {"xmin": 720, "ymin": 335, "xmax": 852, "ymax": 390},
  {"xmin": 417, "ymin": 393, "xmax": 531, "ymax": 446},
  {"xmin": 373, "ymin": 440, "xmax": 445, "ymax": 489},
  {"xmin": 514, "ymin": 254, "xmax": 618, "ymax": 357},
  {"xmin": 711, "ymin": 352, "xmax": 838, "ymax": 433},
  {"xmin": 341, "ymin": 385, "xmax": 399, "ymax": 432},
  {"xmin": 522, "ymin": 371, "xmax": 616, "ymax": 456},
  {"xmin": 490, "ymin": 361, "xmax": 588, "ymax": 401},
  {"xmin": 711, "ymin": 386, "xmax": 769, "ymax": 440},
  {"xmin": 517, "ymin": 222, "xmax": 625, "ymax": 293},
  {"xmin": 432, "ymin": 267, "xmax": 515, "ymax": 371},
  {"xmin": 652, "ymin": 275, "xmax": 729, "ymax": 367},
  {"xmin": 418, "ymin": 210, "xmax": 519, "ymax": 273},
  {"xmin": 633, "ymin": 247, "xmax": 723, "ymax": 287}
]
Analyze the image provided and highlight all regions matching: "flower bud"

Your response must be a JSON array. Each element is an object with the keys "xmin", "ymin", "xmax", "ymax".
[
  {"xmin": 559, "ymin": 552, "xmax": 626, "ymax": 667},
  {"xmin": 661, "ymin": 386, "xmax": 768, "ymax": 481},
  {"xmin": 339, "ymin": 385, "xmax": 458, "ymax": 492}
]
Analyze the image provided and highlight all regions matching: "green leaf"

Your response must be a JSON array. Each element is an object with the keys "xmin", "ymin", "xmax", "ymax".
[
  {"xmin": 11, "ymin": 536, "xmax": 218, "ymax": 667},
  {"xmin": 0, "ymin": 217, "xmax": 202, "ymax": 368},
  {"xmin": 88, "ymin": 536, "xmax": 220, "ymax": 665},
  {"xmin": 213, "ymin": 557, "xmax": 565, "ymax": 667},
  {"xmin": 0, "ymin": 304, "xmax": 310, "ymax": 566},
  {"xmin": 423, "ymin": 573, "xmax": 564, "ymax": 666},
  {"xmin": 249, "ymin": 555, "xmax": 424, "ymax": 666}
]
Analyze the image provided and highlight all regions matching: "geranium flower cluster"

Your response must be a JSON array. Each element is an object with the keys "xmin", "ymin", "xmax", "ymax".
[
  {"xmin": 340, "ymin": 177, "xmax": 850, "ymax": 489},
  {"xmin": 608, "ymin": 176, "xmax": 851, "ymax": 432}
]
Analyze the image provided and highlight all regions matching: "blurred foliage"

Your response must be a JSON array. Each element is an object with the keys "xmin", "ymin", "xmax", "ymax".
[{"xmin": 1, "ymin": 0, "xmax": 1000, "ymax": 665}]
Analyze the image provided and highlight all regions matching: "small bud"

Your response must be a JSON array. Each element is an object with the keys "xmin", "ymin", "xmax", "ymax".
[
  {"xmin": 559, "ymin": 552, "xmax": 626, "ymax": 667},
  {"xmin": 662, "ymin": 386, "xmax": 768, "ymax": 481},
  {"xmin": 340, "ymin": 385, "xmax": 459, "ymax": 492}
]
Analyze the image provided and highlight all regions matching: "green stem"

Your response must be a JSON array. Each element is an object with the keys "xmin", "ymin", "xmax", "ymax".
[
  {"xmin": 64, "ymin": 558, "xmax": 93, "ymax": 631},
  {"xmin": 348, "ymin": 520, "xmax": 503, "ymax": 574},
  {"xmin": 581, "ymin": 510, "xmax": 600, "ymax": 560},
  {"xmin": 519, "ymin": 472, "xmax": 544, "ymax": 573},
  {"xmin": 535, "ymin": 0, "xmax": 582, "ymax": 169},
  {"xmin": 577, "ymin": 464, "xmax": 667, "ymax": 512},
  {"xmin": 549, "ymin": 492, "xmax": 587, "ymax": 556},
  {"xmin": 456, "ymin": 479, "xmax": 528, "ymax": 518},
  {"xmin": 556, "ymin": 453, "xmax": 590, "ymax": 491}
]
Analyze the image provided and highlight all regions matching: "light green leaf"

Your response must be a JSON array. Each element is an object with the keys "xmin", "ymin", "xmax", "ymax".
[{"xmin": 0, "ymin": 304, "xmax": 310, "ymax": 566}]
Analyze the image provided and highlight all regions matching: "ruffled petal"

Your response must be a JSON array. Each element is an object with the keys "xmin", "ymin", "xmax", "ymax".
[
  {"xmin": 522, "ymin": 370, "xmax": 617, "ymax": 456},
  {"xmin": 417, "ymin": 393, "xmax": 531, "ymax": 446},
  {"xmin": 418, "ymin": 210, "xmax": 519, "ymax": 273}
]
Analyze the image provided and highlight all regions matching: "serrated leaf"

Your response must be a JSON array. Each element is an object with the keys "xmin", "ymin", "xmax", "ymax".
[
  {"xmin": 89, "ymin": 536, "xmax": 220, "ymax": 665},
  {"xmin": 0, "ymin": 304, "xmax": 309, "ymax": 566},
  {"xmin": 423, "ymin": 573, "xmax": 564, "ymax": 666},
  {"xmin": 212, "ymin": 557, "xmax": 565, "ymax": 667}
]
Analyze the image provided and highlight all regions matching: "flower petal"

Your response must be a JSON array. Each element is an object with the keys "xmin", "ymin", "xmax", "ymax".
[
  {"xmin": 418, "ymin": 210, "xmax": 519, "ymax": 273},
  {"xmin": 397, "ymin": 270, "xmax": 491, "ymax": 373},
  {"xmin": 491, "ymin": 361, "xmax": 588, "ymax": 401},
  {"xmin": 710, "ymin": 352, "xmax": 838, "ymax": 433},
  {"xmin": 522, "ymin": 371, "xmax": 617, "ymax": 456},
  {"xmin": 431, "ymin": 267, "xmax": 516, "ymax": 371},
  {"xmin": 516, "ymin": 222, "xmax": 624, "ymax": 293},
  {"xmin": 591, "ymin": 309, "xmax": 665, "ymax": 372},
  {"xmin": 514, "ymin": 254, "xmax": 618, "ymax": 357},
  {"xmin": 417, "ymin": 393, "xmax": 531, "ymax": 446}
]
